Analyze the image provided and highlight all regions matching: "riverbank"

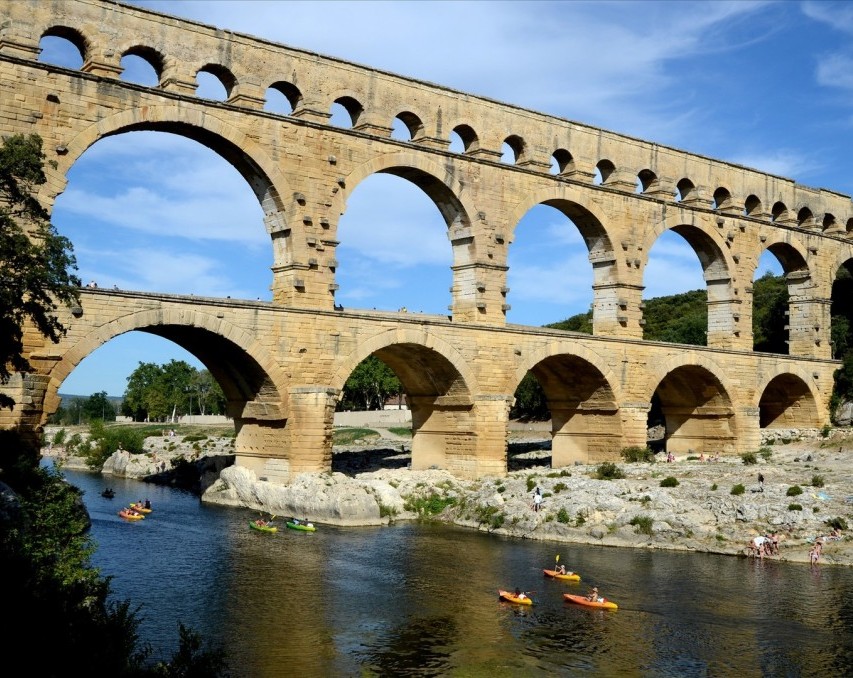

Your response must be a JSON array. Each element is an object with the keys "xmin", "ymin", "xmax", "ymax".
[{"xmin": 43, "ymin": 425, "xmax": 853, "ymax": 567}]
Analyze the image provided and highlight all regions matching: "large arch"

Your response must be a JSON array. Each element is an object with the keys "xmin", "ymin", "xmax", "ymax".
[
  {"xmin": 756, "ymin": 371, "xmax": 821, "ymax": 429},
  {"xmin": 645, "ymin": 357, "xmax": 738, "ymax": 455},
  {"xmin": 333, "ymin": 327, "xmax": 480, "ymax": 475},
  {"xmin": 511, "ymin": 348, "xmax": 622, "ymax": 466}
]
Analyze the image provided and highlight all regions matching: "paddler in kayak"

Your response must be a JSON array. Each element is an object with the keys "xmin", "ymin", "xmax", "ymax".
[
  {"xmin": 514, "ymin": 588, "xmax": 529, "ymax": 601},
  {"xmin": 586, "ymin": 587, "xmax": 603, "ymax": 603}
]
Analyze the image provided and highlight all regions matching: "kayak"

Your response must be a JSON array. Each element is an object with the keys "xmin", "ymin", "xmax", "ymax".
[
  {"xmin": 101, "ymin": 489, "xmax": 115, "ymax": 499},
  {"xmin": 118, "ymin": 509, "xmax": 144, "ymax": 521},
  {"xmin": 286, "ymin": 521, "xmax": 316, "ymax": 532},
  {"xmin": 130, "ymin": 503, "xmax": 152, "ymax": 514},
  {"xmin": 498, "ymin": 589, "xmax": 533, "ymax": 605},
  {"xmin": 564, "ymin": 593, "xmax": 618, "ymax": 610},
  {"xmin": 543, "ymin": 568, "xmax": 581, "ymax": 582},
  {"xmin": 249, "ymin": 521, "xmax": 277, "ymax": 533}
]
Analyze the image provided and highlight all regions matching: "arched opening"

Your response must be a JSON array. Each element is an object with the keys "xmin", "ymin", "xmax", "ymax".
[
  {"xmin": 675, "ymin": 178, "xmax": 695, "ymax": 202},
  {"xmin": 797, "ymin": 207, "xmax": 814, "ymax": 228},
  {"xmin": 752, "ymin": 247, "xmax": 794, "ymax": 354},
  {"xmin": 38, "ymin": 28, "xmax": 85, "ymax": 68},
  {"xmin": 637, "ymin": 169, "xmax": 657, "ymax": 194},
  {"xmin": 744, "ymin": 194, "xmax": 762, "ymax": 217},
  {"xmin": 712, "ymin": 187, "xmax": 732, "ymax": 211},
  {"xmin": 650, "ymin": 365, "xmax": 735, "ymax": 455},
  {"xmin": 195, "ymin": 64, "xmax": 235, "ymax": 101},
  {"xmin": 507, "ymin": 200, "xmax": 609, "ymax": 328},
  {"xmin": 264, "ymin": 81, "xmax": 301, "ymax": 115},
  {"xmin": 643, "ymin": 227, "xmax": 720, "ymax": 346},
  {"xmin": 596, "ymin": 160, "xmax": 615, "ymax": 185},
  {"xmin": 335, "ymin": 171, "xmax": 455, "ymax": 315},
  {"xmin": 551, "ymin": 149, "xmax": 573, "ymax": 175},
  {"xmin": 759, "ymin": 374, "xmax": 819, "ymax": 429},
  {"xmin": 52, "ymin": 130, "xmax": 270, "ymax": 301},
  {"xmin": 119, "ymin": 48, "xmax": 162, "ymax": 87},
  {"xmin": 771, "ymin": 201, "xmax": 788, "ymax": 223},
  {"xmin": 449, "ymin": 124, "xmax": 477, "ymax": 153},
  {"xmin": 391, "ymin": 111, "xmax": 423, "ymax": 142},
  {"xmin": 330, "ymin": 96, "xmax": 363, "ymax": 127},
  {"xmin": 823, "ymin": 213, "xmax": 838, "ymax": 232},
  {"xmin": 501, "ymin": 135, "xmax": 525, "ymax": 164},
  {"xmin": 511, "ymin": 355, "xmax": 620, "ymax": 467},
  {"xmin": 831, "ymin": 259, "xmax": 853, "ymax": 362}
]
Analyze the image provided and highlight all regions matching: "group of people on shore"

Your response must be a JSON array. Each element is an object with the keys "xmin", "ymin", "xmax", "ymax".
[{"xmin": 748, "ymin": 533, "xmax": 780, "ymax": 558}]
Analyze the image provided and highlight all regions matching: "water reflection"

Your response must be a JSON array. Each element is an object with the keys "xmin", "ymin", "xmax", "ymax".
[{"xmin": 54, "ymin": 464, "xmax": 853, "ymax": 677}]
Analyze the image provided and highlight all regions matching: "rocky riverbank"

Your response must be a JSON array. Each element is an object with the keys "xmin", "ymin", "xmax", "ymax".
[{"xmin": 43, "ymin": 426, "xmax": 853, "ymax": 567}]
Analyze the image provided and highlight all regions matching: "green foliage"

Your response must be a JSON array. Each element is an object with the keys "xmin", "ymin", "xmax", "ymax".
[
  {"xmin": 378, "ymin": 503, "xmax": 397, "ymax": 518},
  {"xmin": 556, "ymin": 508, "xmax": 571, "ymax": 523},
  {"xmin": 660, "ymin": 476, "xmax": 679, "ymax": 488},
  {"xmin": 332, "ymin": 427, "xmax": 379, "ymax": 445},
  {"xmin": 595, "ymin": 462, "xmax": 625, "ymax": 480},
  {"xmin": 787, "ymin": 503, "xmax": 802, "ymax": 511},
  {"xmin": 122, "ymin": 362, "xmax": 224, "ymax": 422},
  {"xmin": 51, "ymin": 428, "xmax": 67, "ymax": 445},
  {"xmin": 337, "ymin": 355, "xmax": 402, "ymax": 411},
  {"xmin": 821, "ymin": 424, "xmax": 832, "ymax": 438},
  {"xmin": 510, "ymin": 371, "xmax": 549, "ymax": 420},
  {"xmin": 826, "ymin": 517, "xmax": 848, "ymax": 531},
  {"xmin": 83, "ymin": 390, "xmax": 116, "ymax": 422},
  {"xmin": 546, "ymin": 311, "xmax": 593, "ymax": 334},
  {"xmin": 811, "ymin": 475, "xmax": 825, "ymax": 488},
  {"xmin": 731, "ymin": 484, "xmax": 745, "ymax": 495},
  {"xmin": 575, "ymin": 511, "xmax": 586, "ymax": 527},
  {"xmin": 403, "ymin": 492, "xmax": 456, "ymax": 516},
  {"xmin": 741, "ymin": 452, "xmax": 757, "ymax": 465},
  {"xmin": 642, "ymin": 289, "xmax": 708, "ymax": 345},
  {"xmin": 0, "ymin": 134, "xmax": 81, "ymax": 409},
  {"xmin": 621, "ymin": 446, "xmax": 655, "ymax": 463},
  {"xmin": 473, "ymin": 504, "xmax": 505, "ymax": 529},
  {"xmin": 710, "ymin": 483, "xmax": 718, "ymax": 491},
  {"xmin": 81, "ymin": 421, "xmax": 145, "ymax": 470},
  {"xmin": 759, "ymin": 447, "xmax": 773, "ymax": 460},
  {"xmin": 553, "ymin": 482, "xmax": 567, "ymax": 493},
  {"xmin": 629, "ymin": 515, "xmax": 654, "ymax": 536},
  {"xmin": 526, "ymin": 476, "xmax": 537, "ymax": 492},
  {"xmin": 752, "ymin": 272, "xmax": 789, "ymax": 353},
  {"xmin": 387, "ymin": 427, "xmax": 412, "ymax": 437},
  {"xmin": 786, "ymin": 485, "xmax": 803, "ymax": 496}
]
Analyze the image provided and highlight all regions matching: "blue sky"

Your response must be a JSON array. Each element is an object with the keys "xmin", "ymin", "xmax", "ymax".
[{"xmin": 38, "ymin": 0, "xmax": 853, "ymax": 397}]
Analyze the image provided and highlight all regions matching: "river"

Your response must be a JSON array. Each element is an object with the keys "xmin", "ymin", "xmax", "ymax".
[{"xmin": 55, "ymin": 463, "xmax": 853, "ymax": 677}]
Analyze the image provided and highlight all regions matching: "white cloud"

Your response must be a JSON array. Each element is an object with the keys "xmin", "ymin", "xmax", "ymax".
[{"xmin": 727, "ymin": 151, "xmax": 818, "ymax": 179}]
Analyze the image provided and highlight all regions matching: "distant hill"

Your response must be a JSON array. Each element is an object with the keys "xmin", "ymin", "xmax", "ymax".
[{"xmin": 58, "ymin": 393, "xmax": 123, "ymax": 405}]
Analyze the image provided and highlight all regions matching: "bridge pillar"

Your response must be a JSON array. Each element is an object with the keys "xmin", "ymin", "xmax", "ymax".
[
  {"xmin": 592, "ymin": 282, "xmax": 643, "ymax": 338},
  {"xmin": 788, "ymin": 296, "xmax": 831, "ymax": 359},
  {"xmin": 0, "ymin": 372, "xmax": 48, "ymax": 454},
  {"xmin": 706, "ymin": 276, "xmax": 748, "ymax": 349},
  {"xmin": 619, "ymin": 402, "xmax": 652, "ymax": 450},
  {"xmin": 739, "ymin": 407, "xmax": 761, "ymax": 453},
  {"xmin": 549, "ymin": 401, "xmax": 622, "ymax": 466},
  {"xmin": 449, "ymin": 260, "xmax": 509, "ymax": 324},
  {"xmin": 661, "ymin": 405, "xmax": 736, "ymax": 456}
]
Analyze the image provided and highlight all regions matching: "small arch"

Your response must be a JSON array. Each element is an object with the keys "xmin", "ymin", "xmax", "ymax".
[
  {"xmin": 744, "ymin": 194, "xmax": 762, "ymax": 217},
  {"xmin": 596, "ymin": 159, "xmax": 616, "ymax": 185},
  {"xmin": 551, "ymin": 149, "xmax": 574, "ymax": 175},
  {"xmin": 712, "ymin": 187, "xmax": 732, "ymax": 211},
  {"xmin": 637, "ymin": 169, "xmax": 657, "ymax": 194},
  {"xmin": 822, "ymin": 213, "xmax": 837, "ymax": 232},
  {"xmin": 38, "ymin": 27, "xmax": 86, "ymax": 68},
  {"xmin": 449, "ymin": 124, "xmax": 478, "ymax": 153},
  {"xmin": 797, "ymin": 207, "xmax": 813, "ymax": 228},
  {"xmin": 120, "ymin": 46, "xmax": 163, "ymax": 87},
  {"xmin": 196, "ymin": 64, "xmax": 236, "ymax": 101},
  {"xmin": 502, "ymin": 135, "xmax": 525, "ymax": 164},
  {"xmin": 330, "ymin": 96, "xmax": 363, "ymax": 127},
  {"xmin": 771, "ymin": 201, "xmax": 788, "ymax": 223},
  {"xmin": 265, "ymin": 81, "xmax": 302, "ymax": 115},
  {"xmin": 847, "ymin": 218, "xmax": 853, "ymax": 235},
  {"xmin": 675, "ymin": 178, "xmax": 695, "ymax": 202},
  {"xmin": 391, "ymin": 111, "xmax": 424, "ymax": 141}
]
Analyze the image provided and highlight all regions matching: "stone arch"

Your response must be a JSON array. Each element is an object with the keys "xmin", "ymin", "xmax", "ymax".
[
  {"xmin": 329, "ymin": 93, "xmax": 364, "ymax": 127},
  {"xmin": 265, "ymin": 80, "xmax": 302, "ymax": 113},
  {"xmin": 644, "ymin": 355, "xmax": 738, "ymax": 455},
  {"xmin": 39, "ymin": 104, "xmax": 299, "ymax": 264},
  {"xmin": 637, "ymin": 168, "xmax": 658, "ymax": 193},
  {"xmin": 449, "ymin": 123, "xmax": 479, "ymax": 153},
  {"xmin": 45, "ymin": 306, "xmax": 287, "ymax": 425},
  {"xmin": 40, "ymin": 25, "xmax": 89, "ymax": 62},
  {"xmin": 510, "ymin": 344, "xmax": 623, "ymax": 466},
  {"xmin": 552, "ymin": 148, "xmax": 574, "ymax": 174},
  {"xmin": 393, "ymin": 110, "xmax": 426, "ymax": 141},
  {"xmin": 333, "ymin": 327, "xmax": 480, "ymax": 474},
  {"xmin": 119, "ymin": 44, "xmax": 166, "ymax": 83},
  {"xmin": 756, "ymin": 370, "xmax": 822, "ymax": 429}
]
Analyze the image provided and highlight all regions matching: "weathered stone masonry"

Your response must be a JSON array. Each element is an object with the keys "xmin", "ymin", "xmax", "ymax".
[{"xmin": 1, "ymin": 0, "xmax": 849, "ymax": 480}]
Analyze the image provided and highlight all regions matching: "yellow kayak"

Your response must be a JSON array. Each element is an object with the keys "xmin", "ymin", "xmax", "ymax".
[
  {"xmin": 119, "ymin": 509, "xmax": 144, "ymax": 521},
  {"xmin": 499, "ymin": 589, "xmax": 533, "ymax": 605},
  {"xmin": 543, "ymin": 568, "xmax": 581, "ymax": 582}
]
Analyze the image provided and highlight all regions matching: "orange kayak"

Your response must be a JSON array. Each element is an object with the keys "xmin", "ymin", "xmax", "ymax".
[
  {"xmin": 499, "ymin": 589, "xmax": 533, "ymax": 605},
  {"xmin": 129, "ymin": 503, "xmax": 152, "ymax": 514},
  {"xmin": 119, "ymin": 509, "xmax": 144, "ymax": 521},
  {"xmin": 564, "ymin": 593, "xmax": 617, "ymax": 610},
  {"xmin": 543, "ymin": 568, "xmax": 581, "ymax": 582}
]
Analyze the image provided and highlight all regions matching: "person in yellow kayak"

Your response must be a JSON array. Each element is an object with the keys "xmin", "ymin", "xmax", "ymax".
[
  {"xmin": 587, "ymin": 587, "xmax": 603, "ymax": 603},
  {"xmin": 555, "ymin": 564, "xmax": 567, "ymax": 575},
  {"xmin": 514, "ymin": 588, "xmax": 528, "ymax": 601}
]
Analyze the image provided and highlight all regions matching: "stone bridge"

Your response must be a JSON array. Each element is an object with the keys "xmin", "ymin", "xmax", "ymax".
[{"xmin": 1, "ymin": 0, "xmax": 848, "ymax": 480}]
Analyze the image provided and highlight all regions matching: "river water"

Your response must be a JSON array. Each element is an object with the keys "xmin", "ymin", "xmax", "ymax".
[{"xmin": 55, "ymin": 464, "xmax": 853, "ymax": 677}]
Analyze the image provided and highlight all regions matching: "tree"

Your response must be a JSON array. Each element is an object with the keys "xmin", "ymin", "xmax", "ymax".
[
  {"xmin": 0, "ymin": 133, "xmax": 80, "ymax": 408},
  {"xmin": 338, "ymin": 355, "xmax": 402, "ymax": 411},
  {"xmin": 752, "ymin": 272, "xmax": 788, "ymax": 353},
  {"xmin": 122, "ymin": 361, "xmax": 163, "ymax": 421},
  {"xmin": 83, "ymin": 390, "xmax": 116, "ymax": 422},
  {"xmin": 510, "ymin": 372, "xmax": 549, "ymax": 420}
]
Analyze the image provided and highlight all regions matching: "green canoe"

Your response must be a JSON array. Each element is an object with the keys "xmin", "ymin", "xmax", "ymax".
[
  {"xmin": 249, "ymin": 521, "xmax": 277, "ymax": 533},
  {"xmin": 286, "ymin": 521, "xmax": 316, "ymax": 532}
]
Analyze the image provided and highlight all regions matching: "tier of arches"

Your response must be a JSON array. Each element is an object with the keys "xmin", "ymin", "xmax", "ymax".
[{"xmin": 22, "ymin": 10, "xmax": 853, "ymax": 238}]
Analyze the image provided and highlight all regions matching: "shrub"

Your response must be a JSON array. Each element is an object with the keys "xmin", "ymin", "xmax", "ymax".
[
  {"xmin": 786, "ymin": 485, "xmax": 803, "ymax": 497},
  {"xmin": 182, "ymin": 434, "xmax": 207, "ymax": 443},
  {"xmin": 51, "ymin": 428, "xmax": 67, "ymax": 446},
  {"xmin": 787, "ymin": 503, "xmax": 802, "ymax": 511},
  {"xmin": 629, "ymin": 515, "xmax": 654, "ymax": 536},
  {"xmin": 660, "ymin": 476, "xmax": 679, "ymax": 488},
  {"xmin": 526, "ymin": 477, "xmax": 537, "ymax": 492},
  {"xmin": 556, "ymin": 508, "xmax": 570, "ymax": 524},
  {"xmin": 821, "ymin": 423, "xmax": 832, "ymax": 438},
  {"xmin": 575, "ymin": 511, "xmax": 586, "ymax": 527},
  {"xmin": 759, "ymin": 447, "xmax": 773, "ymax": 460},
  {"xmin": 595, "ymin": 462, "xmax": 625, "ymax": 480},
  {"xmin": 731, "ymin": 484, "xmax": 745, "ymax": 496},
  {"xmin": 621, "ymin": 446, "xmax": 655, "ymax": 463},
  {"xmin": 378, "ymin": 504, "xmax": 397, "ymax": 518},
  {"xmin": 826, "ymin": 517, "xmax": 848, "ymax": 531},
  {"xmin": 710, "ymin": 483, "xmax": 718, "ymax": 491},
  {"xmin": 811, "ymin": 475, "xmax": 825, "ymax": 488},
  {"xmin": 553, "ymin": 482, "xmax": 567, "ymax": 493},
  {"xmin": 741, "ymin": 452, "xmax": 757, "ymax": 465},
  {"xmin": 404, "ymin": 493, "xmax": 456, "ymax": 516}
]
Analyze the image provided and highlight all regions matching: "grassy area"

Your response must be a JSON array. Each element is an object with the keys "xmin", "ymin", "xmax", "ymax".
[
  {"xmin": 48, "ymin": 422, "xmax": 236, "ymax": 440},
  {"xmin": 388, "ymin": 427, "xmax": 412, "ymax": 438},
  {"xmin": 333, "ymin": 427, "xmax": 380, "ymax": 445}
]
